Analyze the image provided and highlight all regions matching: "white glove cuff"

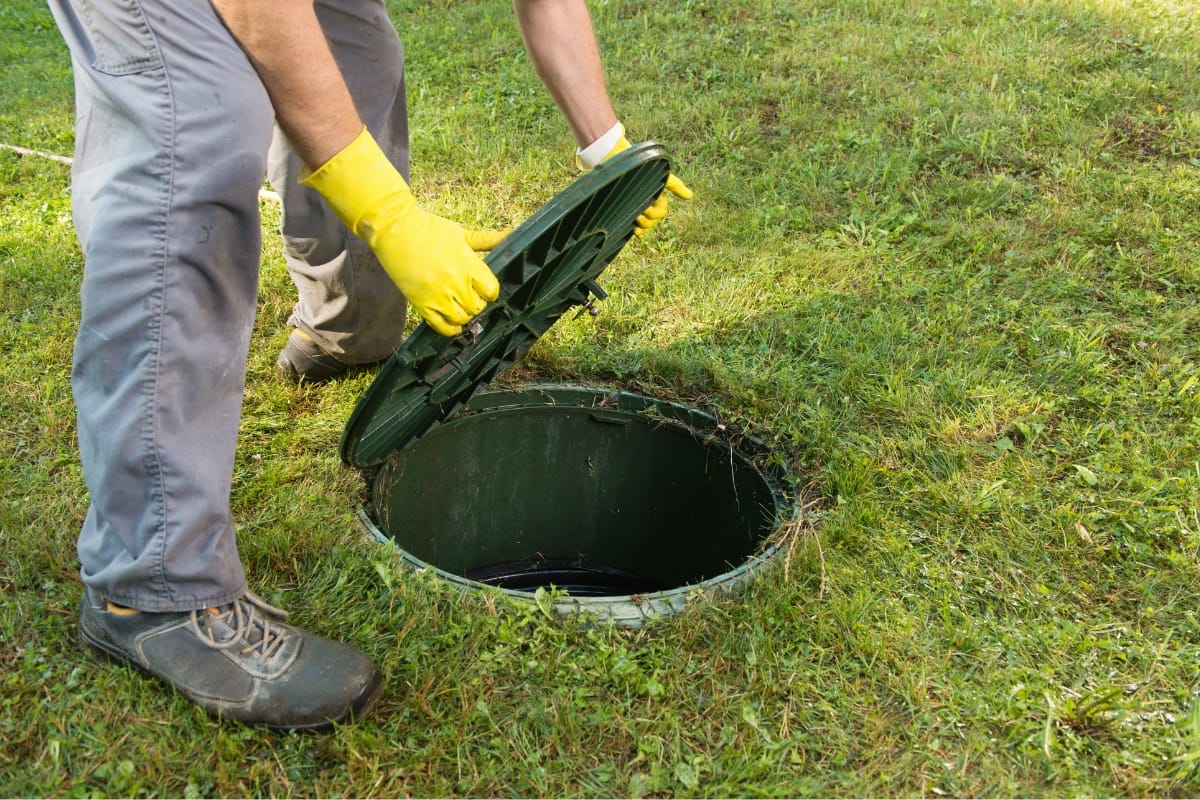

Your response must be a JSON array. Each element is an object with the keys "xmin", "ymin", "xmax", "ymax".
[{"xmin": 576, "ymin": 121, "xmax": 625, "ymax": 170}]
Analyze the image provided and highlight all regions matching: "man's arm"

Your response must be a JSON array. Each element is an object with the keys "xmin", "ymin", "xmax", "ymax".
[
  {"xmin": 512, "ymin": 0, "xmax": 618, "ymax": 149},
  {"xmin": 210, "ymin": 0, "xmax": 360, "ymax": 169},
  {"xmin": 209, "ymin": 0, "xmax": 500, "ymax": 337},
  {"xmin": 513, "ymin": 0, "xmax": 692, "ymax": 236}
]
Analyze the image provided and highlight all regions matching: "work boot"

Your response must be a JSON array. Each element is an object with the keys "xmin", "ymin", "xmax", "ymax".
[
  {"xmin": 275, "ymin": 328, "xmax": 354, "ymax": 384},
  {"xmin": 79, "ymin": 587, "xmax": 383, "ymax": 731}
]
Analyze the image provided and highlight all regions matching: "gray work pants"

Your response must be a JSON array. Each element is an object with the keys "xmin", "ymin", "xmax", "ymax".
[{"xmin": 48, "ymin": 0, "xmax": 409, "ymax": 612}]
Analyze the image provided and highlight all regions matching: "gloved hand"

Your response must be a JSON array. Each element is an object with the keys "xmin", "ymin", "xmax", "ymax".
[
  {"xmin": 577, "ymin": 123, "xmax": 693, "ymax": 237},
  {"xmin": 302, "ymin": 128, "xmax": 502, "ymax": 336}
]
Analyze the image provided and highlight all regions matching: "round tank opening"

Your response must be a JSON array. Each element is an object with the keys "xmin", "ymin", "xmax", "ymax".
[{"xmin": 363, "ymin": 386, "xmax": 791, "ymax": 625}]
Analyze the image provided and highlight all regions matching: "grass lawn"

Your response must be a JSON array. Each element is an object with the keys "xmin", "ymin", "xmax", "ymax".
[{"xmin": 3, "ymin": 0, "xmax": 1200, "ymax": 795}]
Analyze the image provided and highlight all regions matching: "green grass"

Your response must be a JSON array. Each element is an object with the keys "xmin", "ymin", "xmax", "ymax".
[{"xmin": 3, "ymin": 0, "xmax": 1200, "ymax": 795}]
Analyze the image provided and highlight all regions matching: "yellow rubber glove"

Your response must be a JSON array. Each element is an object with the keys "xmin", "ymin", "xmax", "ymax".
[
  {"xmin": 301, "ymin": 128, "xmax": 501, "ymax": 336},
  {"xmin": 578, "ymin": 125, "xmax": 694, "ymax": 237}
]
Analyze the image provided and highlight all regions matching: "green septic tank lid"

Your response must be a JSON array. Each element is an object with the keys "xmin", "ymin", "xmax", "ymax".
[{"xmin": 340, "ymin": 142, "xmax": 672, "ymax": 469}]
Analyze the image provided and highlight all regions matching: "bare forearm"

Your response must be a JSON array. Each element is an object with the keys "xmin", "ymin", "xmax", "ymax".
[
  {"xmin": 210, "ymin": 0, "xmax": 361, "ymax": 168},
  {"xmin": 512, "ymin": 0, "xmax": 617, "ymax": 147}
]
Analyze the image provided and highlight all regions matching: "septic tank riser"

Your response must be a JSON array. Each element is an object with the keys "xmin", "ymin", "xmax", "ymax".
[{"xmin": 360, "ymin": 386, "xmax": 791, "ymax": 628}]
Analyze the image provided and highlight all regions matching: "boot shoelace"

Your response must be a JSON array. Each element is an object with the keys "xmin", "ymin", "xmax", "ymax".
[{"xmin": 190, "ymin": 592, "xmax": 291, "ymax": 660}]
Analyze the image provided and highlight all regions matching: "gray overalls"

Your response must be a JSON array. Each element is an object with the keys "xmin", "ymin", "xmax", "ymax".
[{"xmin": 47, "ymin": 0, "xmax": 409, "ymax": 611}]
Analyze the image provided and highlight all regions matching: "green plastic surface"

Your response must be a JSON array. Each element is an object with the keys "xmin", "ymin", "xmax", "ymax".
[
  {"xmin": 340, "ymin": 143, "xmax": 672, "ymax": 468},
  {"xmin": 361, "ymin": 385, "xmax": 793, "ymax": 627}
]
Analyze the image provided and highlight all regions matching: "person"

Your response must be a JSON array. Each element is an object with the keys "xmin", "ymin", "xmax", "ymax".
[{"xmin": 45, "ymin": 0, "xmax": 691, "ymax": 731}]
